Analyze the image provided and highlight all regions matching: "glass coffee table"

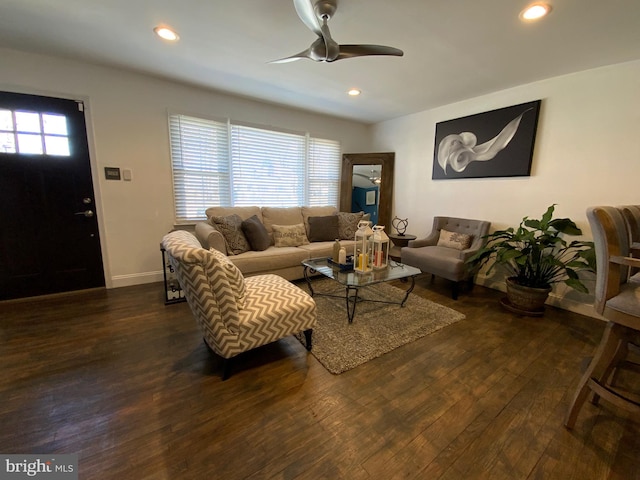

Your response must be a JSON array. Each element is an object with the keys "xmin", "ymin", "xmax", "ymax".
[{"xmin": 302, "ymin": 257, "xmax": 421, "ymax": 323}]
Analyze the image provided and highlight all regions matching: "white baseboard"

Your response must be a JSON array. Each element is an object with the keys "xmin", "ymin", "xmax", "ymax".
[
  {"xmin": 545, "ymin": 291, "xmax": 602, "ymax": 319},
  {"xmin": 111, "ymin": 271, "xmax": 164, "ymax": 288}
]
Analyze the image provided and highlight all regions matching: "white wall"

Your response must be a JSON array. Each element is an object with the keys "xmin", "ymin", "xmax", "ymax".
[
  {"xmin": 372, "ymin": 59, "xmax": 640, "ymax": 316},
  {"xmin": 0, "ymin": 48, "xmax": 373, "ymax": 289},
  {"xmin": 4, "ymin": 47, "xmax": 638, "ymax": 314}
]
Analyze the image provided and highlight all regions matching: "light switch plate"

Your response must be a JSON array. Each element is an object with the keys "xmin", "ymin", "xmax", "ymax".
[{"xmin": 122, "ymin": 169, "xmax": 132, "ymax": 181}]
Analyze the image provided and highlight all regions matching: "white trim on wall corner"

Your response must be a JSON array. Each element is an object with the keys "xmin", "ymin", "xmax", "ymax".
[
  {"xmin": 545, "ymin": 292, "xmax": 602, "ymax": 320},
  {"xmin": 111, "ymin": 271, "xmax": 164, "ymax": 288}
]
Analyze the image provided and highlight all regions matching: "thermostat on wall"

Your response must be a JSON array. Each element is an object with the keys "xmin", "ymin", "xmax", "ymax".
[{"xmin": 104, "ymin": 167, "xmax": 121, "ymax": 180}]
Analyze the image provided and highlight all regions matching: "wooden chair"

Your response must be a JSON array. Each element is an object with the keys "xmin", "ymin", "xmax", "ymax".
[
  {"xmin": 564, "ymin": 206, "xmax": 640, "ymax": 429},
  {"xmin": 618, "ymin": 205, "xmax": 640, "ymax": 277}
]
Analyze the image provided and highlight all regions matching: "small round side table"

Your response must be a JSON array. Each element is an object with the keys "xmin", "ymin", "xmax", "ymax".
[{"xmin": 388, "ymin": 233, "xmax": 417, "ymax": 262}]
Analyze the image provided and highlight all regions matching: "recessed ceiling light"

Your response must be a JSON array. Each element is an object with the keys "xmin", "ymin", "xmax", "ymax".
[
  {"xmin": 154, "ymin": 25, "xmax": 179, "ymax": 41},
  {"xmin": 348, "ymin": 89, "xmax": 361, "ymax": 96},
  {"xmin": 520, "ymin": 3, "xmax": 552, "ymax": 21}
]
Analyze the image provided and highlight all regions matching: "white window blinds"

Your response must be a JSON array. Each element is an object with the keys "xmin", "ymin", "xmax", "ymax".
[
  {"xmin": 308, "ymin": 137, "xmax": 341, "ymax": 207},
  {"xmin": 230, "ymin": 124, "xmax": 305, "ymax": 207},
  {"xmin": 169, "ymin": 114, "xmax": 341, "ymax": 223},
  {"xmin": 169, "ymin": 115, "xmax": 230, "ymax": 222}
]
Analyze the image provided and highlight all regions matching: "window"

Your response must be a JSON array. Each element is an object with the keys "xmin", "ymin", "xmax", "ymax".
[
  {"xmin": 0, "ymin": 109, "xmax": 70, "ymax": 156},
  {"xmin": 169, "ymin": 114, "xmax": 341, "ymax": 223}
]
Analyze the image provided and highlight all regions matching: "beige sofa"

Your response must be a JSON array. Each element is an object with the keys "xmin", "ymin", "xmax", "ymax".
[{"xmin": 194, "ymin": 206, "xmax": 363, "ymax": 281}]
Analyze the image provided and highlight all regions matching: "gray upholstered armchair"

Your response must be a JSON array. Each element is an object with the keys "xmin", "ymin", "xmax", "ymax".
[
  {"xmin": 162, "ymin": 230, "xmax": 317, "ymax": 379},
  {"xmin": 400, "ymin": 216, "xmax": 491, "ymax": 299}
]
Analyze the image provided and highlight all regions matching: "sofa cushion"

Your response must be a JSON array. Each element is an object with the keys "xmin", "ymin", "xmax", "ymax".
[
  {"xmin": 208, "ymin": 248, "xmax": 247, "ymax": 309},
  {"xmin": 240, "ymin": 274, "xmax": 317, "ymax": 349},
  {"xmin": 337, "ymin": 211, "xmax": 364, "ymax": 240},
  {"xmin": 241, "ymin": 215, "xmax": 270, "ymax": 251},
  {"xmin": 229, "ymin": 246, "xmax": 309, "ymax": 275},
  {"xmin": 401, "ymin": 245, "xmax": 468, "ymax": 279},
  {"xmin": 302, "ymin": 206, "xmax": 338, "ymax": 236},
  {"xmin": 307, "ymin": 215, "xmax": 339, "ymax": 242},
  {"xmin": 210, "ymin": 214, "xmax": 251, "ymax": 255},
  {"xmin": 261, "ymin": 207, "xmax": 305, "ymax": 243},
  {"xmin": 272, "ymin": 223, "xmax": 310, "ymax": 247},
  {"xmin": 206, "ymin": 206, "xmax": 262, "ymax": 222},
  {"xmin": 437, "ymin": 229, "xmax": 473, "ymax": 251}
]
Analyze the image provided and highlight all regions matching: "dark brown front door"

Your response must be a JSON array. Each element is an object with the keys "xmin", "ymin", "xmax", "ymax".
[{"xmin": 0, "ymin": 91, "xmax": 104, "ymax": 300}]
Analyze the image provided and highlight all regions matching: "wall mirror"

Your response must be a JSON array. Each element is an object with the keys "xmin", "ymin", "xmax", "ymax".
[{"xmin": 340, "ymin": 152, "xmax": 395, "ymax": 229}]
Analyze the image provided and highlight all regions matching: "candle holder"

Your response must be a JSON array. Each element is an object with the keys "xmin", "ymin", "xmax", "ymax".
[
  {"xmin": 372, "ymin": 225, "xmax": 389, "ymax": 269},
  {"xmin": 354, "ymin": 220, "xmax": 373, "ymax": 273}
]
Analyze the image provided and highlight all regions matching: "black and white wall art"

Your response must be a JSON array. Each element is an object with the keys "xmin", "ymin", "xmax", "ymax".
[{"xmin": 432, "ymin": 100, "xmax": 541, "ymax": 179}]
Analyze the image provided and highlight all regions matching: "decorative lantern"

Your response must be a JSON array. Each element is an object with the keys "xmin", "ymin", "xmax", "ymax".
[
  {"xmin": 372, "ymin": 225, "xmax": 390, "ymax": 269},
  {"xmin": 354, "ymin": 220, "xmax": 373, "ymax": 273}
]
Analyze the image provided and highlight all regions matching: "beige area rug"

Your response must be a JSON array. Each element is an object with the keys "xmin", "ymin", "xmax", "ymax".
[{"xmin": 296, "ymin": 278, "xmax": 466, "ymax": 374}]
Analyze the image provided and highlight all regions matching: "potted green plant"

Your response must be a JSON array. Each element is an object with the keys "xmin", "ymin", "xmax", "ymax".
[{"xmin": 467, "ymin": 204, "xmax": 596, "ymax": 315}]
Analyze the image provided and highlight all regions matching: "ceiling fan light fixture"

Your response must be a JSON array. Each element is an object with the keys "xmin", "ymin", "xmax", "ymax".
[
  {"xmin": 154, "ymin": 25, "xmax": 180, "ymax": 41},
  {"xmin": 271, "ymin": 0, "xmax": 404, "ymax": 63},
  {"xmin": 520, "ymin": 3, "xmax": 552, "ymax": 21},
  {"xmin": 348, "ymin": 88, "xmax": 361, "ymax": 96}
]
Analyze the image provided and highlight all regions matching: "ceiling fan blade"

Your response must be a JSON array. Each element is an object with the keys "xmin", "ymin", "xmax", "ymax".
[
  {"xmin": 269, "ymin": 48, "xmax": 311, "ymax": 64},
  {"xmin": 293, "ymin": 0, "xmax": 323, "ymax": 37},
  {"xmin": 320, "ymin": 21, "xmax": 340, "ymax": 62},
  {"xmin": 332, "ymin": 44, "xmax": 404, "ymax": 61}
]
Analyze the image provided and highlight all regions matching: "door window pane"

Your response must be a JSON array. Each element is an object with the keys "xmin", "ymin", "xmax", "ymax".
[
  {"xmin": 44, "ymin": 135, "xmax": 70, "ymax": 156},
  {"xmin": 15, "ymin": 111, "xmax": 41, "ymax": 133},
  {"xmin": 1, "ymin": 132, "xmax": 16, "ymax": 153},
  {"xmin": 43, "ymin": 114, "xmax": 68, "ymax": 135},
  {"xmin": 18, "ymin": 133, "xmax": 43, "ymax": 154},
  {"xmin": 0, "ymin": 110, "xmax": 13, "ymax": 130}
]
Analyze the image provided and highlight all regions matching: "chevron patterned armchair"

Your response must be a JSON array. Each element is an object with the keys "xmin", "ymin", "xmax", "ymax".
[{"xmin": 162, "ymin": 230, "xmax": 317, "ymax": 379}]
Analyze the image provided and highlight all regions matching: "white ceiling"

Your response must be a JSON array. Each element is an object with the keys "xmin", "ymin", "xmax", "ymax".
[{"xmin": 2, "ymin": 0, "xmax": 640, "ymax": 124}]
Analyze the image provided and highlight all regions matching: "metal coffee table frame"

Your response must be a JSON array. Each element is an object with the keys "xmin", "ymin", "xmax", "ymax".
[{"xmin": 302, "ymin": 257, "xmax": 421, "ymax": 323}]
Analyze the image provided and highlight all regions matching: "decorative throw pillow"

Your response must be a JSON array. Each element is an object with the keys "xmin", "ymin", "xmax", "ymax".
[
  {"xmin": 272, "ymin": 224, "xmax": 309, "ymax": 247},
  {"xmin": 241, "ymin": 215, "xmax": 270, "ymax": 251},
  {"xmin": 210, "ymin": 214, "xmax": 251, "ymax": 255},
  {"xmin": 209, "ymin": 248, "xmax": 247, "ymax": 309},
  {"xmin": 437, "ymin": 229, "xmax": 473, "ymax": 251},
  {"xmin": 307, "ymin": 215, "xmax": 339, "ymax": 242},
  {"xmin": 337, "ymin": 211, "xmax": 364, "ymax": 240}
]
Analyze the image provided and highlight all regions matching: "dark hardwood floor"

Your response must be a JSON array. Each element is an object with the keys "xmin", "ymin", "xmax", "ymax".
[{"xmin": 1, "ymin": 276, "xmax": 638, "ymax": 479}]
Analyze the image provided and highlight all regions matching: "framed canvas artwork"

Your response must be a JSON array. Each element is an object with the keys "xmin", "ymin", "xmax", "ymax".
[
  {"xmin": 432, "ymin": 100, "xmax": 541, "ymax": 179},
  {"xmin": 365, "ymin": 190, "xmax": 377, "ymax": 206}
]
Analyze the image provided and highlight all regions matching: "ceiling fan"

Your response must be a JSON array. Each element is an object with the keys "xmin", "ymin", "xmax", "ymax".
[
  {"xmin": 354, "ymin": 170, "xmax": 382, "ymax": 185},
  {"xmin": 271, "ymin": 0, "xmax": 404, "ymax": 63}
]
